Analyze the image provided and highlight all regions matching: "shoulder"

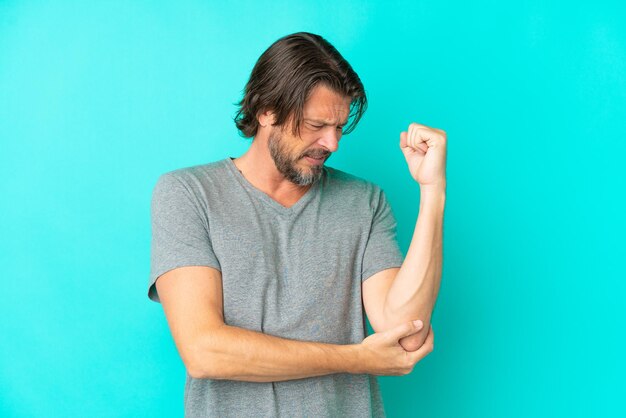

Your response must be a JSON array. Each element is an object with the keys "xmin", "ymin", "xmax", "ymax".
[
  {"xmin": 156, "ymin": 159, "xmax": 227, "ymax": 187},
  {"xmin": 151, "ymin": 159, "xmax": 229, "ymax": 208},
  {"xmin": 323, "ymin": 165, "xmax": 386, "ymax": 208},
  {"xmin": 153, "ymin": 159, "xmax": 229, "ymax": 193}
]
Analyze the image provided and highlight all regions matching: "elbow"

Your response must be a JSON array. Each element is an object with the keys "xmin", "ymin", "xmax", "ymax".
[
  {"xmin": 377, "ymin": 317, "xmax": 431, "ymax": 352},
  {"xmin": 399, "ymin": 328, "xmax": 430, "ymax": 352},
  {"xmin": 188, "ymin": 366, "xmax": 218, "ymax": 380},
  {"xmin": 186, "ymin": 359, "xmax": 214, "ymax": 379},
  {"xmin": 187, "ymin": 367, "xmax": 206, "ymax": 380},
  {"xmin": 184, "ymin": 350, "xmax": 215, "ymax": 380},
  {"xmin": 380, "ymin": 308, "xmax": 432, "ymax": 352},
  {"xmin": 181, "ymin": 335, "xmax": 224, "ymax": 380}
]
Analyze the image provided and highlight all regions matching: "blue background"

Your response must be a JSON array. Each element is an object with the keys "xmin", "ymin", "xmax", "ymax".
[{"xmin": 1, "ymin": 1, "xmax": 624, "ymax": 417}]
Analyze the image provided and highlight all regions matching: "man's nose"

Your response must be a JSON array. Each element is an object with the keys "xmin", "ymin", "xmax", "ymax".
[{"xmin": 318, "ymin": 128, "xmax": 341, "ymax": 153}]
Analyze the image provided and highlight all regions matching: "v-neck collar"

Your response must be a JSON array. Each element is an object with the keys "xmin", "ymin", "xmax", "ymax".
[{"xmin": 224, "ymin": 157, "xmax": 323, "ymax": 217}]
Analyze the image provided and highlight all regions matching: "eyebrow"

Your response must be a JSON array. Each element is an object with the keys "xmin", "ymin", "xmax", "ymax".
[{"xmin": 304, "ymin": 118, "xmax": 349, "ymax": 126}]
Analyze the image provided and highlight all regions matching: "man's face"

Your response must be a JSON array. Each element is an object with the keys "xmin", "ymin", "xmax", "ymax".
[{"xmin": 267, "ymin": 84, "xmax": 351, "ymax": 186}]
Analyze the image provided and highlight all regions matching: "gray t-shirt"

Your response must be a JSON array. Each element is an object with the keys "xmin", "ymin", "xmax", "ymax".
[{"xmin": 148, "ymin": 157, "xmax": 404, "ymax": 417}]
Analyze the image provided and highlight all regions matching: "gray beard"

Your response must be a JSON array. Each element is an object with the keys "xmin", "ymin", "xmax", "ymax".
[{"xmin": 267, "ymin": 129, "xmax": 325, "ymax": 186}]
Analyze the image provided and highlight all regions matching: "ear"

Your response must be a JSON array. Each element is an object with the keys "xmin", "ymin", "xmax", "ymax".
[{"xmin": 257, "ymin": 109, "xmax": 276, "ymax": 127}]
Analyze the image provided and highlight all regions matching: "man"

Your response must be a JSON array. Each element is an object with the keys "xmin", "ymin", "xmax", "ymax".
[{"xmin": 148, "ymin": 32, "xmax": 446, "ymax": 417}]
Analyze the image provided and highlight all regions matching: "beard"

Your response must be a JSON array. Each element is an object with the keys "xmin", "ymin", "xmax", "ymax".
[{"xmin": 267, "ymin": 127, "xmax": 329, "ymax": 186}]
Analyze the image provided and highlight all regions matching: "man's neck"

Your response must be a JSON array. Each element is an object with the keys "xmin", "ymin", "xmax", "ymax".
[{"xmin": 232, "ymin": 140, "xmax": 311, "ymax": 206}]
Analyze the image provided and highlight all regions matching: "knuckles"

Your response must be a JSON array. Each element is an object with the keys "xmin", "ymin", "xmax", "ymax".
[{"xmin": 408, "ymin": 123, "xmax": 447, "ymax": 140}]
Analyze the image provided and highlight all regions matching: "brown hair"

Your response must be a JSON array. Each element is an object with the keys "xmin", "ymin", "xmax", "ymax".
[{"xmin": 233, "ymin": 32, "xmax": 367, "ymax": 138}]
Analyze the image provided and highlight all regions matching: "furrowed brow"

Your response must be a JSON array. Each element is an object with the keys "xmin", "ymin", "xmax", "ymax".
[{"xmin": 305, "ymin": 118, "xmax": 349, "ymax": 126}]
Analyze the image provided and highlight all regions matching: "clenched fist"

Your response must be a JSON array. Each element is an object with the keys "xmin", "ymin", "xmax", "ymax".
[{"xmin": 399, "ymin": 123, "xmax": 447, "ymax": 189}]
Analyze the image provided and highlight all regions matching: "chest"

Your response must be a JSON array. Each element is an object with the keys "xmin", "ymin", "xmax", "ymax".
[{"xmin": 208, "ymin": 200, "xmax": 371, "ymax": 336}]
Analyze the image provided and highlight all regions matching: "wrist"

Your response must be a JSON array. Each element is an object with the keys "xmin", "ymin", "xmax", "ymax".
[
  {"xmin": 419, "ymin": 186, "xmax": 446, "ymax": 210},
  {"xmin": 419, "ymin": 181, "xmax": 446, "ymax": 194},
  {"xmin": 343, "ymin": 343, "xmax": 368, "ymax": 374}
]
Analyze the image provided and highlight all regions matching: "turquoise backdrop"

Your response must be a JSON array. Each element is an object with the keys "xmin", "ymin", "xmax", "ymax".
[{"xmin": 1, "ymin": 1, "xmax": 624, "ymax": 417}]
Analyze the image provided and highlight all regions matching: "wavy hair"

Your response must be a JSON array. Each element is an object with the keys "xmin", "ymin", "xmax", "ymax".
[{"xmin": 233, "ymin": 32, "xmax": 367, "ymax": 138}]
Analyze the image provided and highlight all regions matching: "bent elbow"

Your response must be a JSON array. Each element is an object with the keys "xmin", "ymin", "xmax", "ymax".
[
  {"xmin": 187, "ymin": 365, "xmax": 216, "ymax": 380},
  {"xmin": 399, "ymin": 329, "xmax": 429, "ymax": 352},
  {"xmin": 185, "ymin": 355, "xmax": 211, "ymax": 379},
  {"xmin": 182, "ymin": 336, "xmax": 223, "ymax": 380}
]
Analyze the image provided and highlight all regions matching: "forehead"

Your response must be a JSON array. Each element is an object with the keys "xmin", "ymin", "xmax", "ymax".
[{"xmin": 303, "ymin": 84, "xmax": 351, "ymax": 124}]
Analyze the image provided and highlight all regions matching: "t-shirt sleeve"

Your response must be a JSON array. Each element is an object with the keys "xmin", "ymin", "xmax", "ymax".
[
  {"xmin": 361, "ymin": 187, "xmax": 405, "ymax": 282},
  {"xmin": 148, "ymin": 172, "xmax": 221, "ymax": 303}
]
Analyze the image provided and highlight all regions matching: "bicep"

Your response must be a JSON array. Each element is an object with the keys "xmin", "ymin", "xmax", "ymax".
[
  {"xmin": 362, "ymin": 267, "xmax": 399, "ymax": 333},
  {"xmin": 156, "ymin": 266, "xmax": 224, "ymax": 369}
]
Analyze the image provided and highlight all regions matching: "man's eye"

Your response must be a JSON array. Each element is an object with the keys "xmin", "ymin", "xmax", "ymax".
[{"xmin": 310, "ymin": 124, "xmax": 323, "ymax": 129}]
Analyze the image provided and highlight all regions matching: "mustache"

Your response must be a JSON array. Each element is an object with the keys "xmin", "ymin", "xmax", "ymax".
[{"xmin": 303, "ymin": 150, "xmax": 330, "ymax": 159}]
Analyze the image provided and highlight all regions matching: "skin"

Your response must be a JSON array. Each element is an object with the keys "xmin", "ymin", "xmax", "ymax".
[
  {"xmin": 234, "ymin": 83, "xmax": 447, "ymax": 352},
  {"xmin": 362, "ymin": 122, "xmax": 447, "ymax": 351},
  {"xmin": 231, "ymin": 83, "xmax": 350, "ymax": 207},
  {"xmin": 156, "ymin": 82, "xmax": 444, "ymax": 382}
]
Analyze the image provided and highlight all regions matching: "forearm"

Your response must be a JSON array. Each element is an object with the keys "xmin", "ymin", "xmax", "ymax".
[
  {"xmin": 384, "ymin": 185, "xmax": 445, "ymax": 350},
  {"xmin": 189, "ymin": 324, "xmax": 362, "ymax": 382}
]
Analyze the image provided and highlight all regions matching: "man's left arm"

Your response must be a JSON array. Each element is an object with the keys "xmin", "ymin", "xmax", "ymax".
[{"xmin": 363, "ymin": 123, "xmax": 447, "ymax": 352}]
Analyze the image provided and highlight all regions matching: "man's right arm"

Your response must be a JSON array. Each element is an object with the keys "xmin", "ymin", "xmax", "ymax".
[
  {"xmin": 156, "ymin": 265, "xmax": 433, "ymax": 382},
  {"xmin": 156, "ymin": 265, "xmax": 365, "ymax": 381}
]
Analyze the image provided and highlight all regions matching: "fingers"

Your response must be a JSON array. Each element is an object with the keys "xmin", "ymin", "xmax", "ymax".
[
  {"xmin": 408, "ymin": 125, "xmax": 430, "ymax": 153},
  {"xmin": 408, "ymin": 122, "xmax": 446, "ymax": 137},
  {"xmin": 406, "ymin": 325, "xmax": 435, "ymax": 364},
  {"xmin": 400, "ymin": 127, "xmax": 427, "ymax": 153},
  {"xmin": 399, "ymin": 131, "xmax": 408, "ymax": 148},
  {"xmin": 400, "ymin": 131, "xmax": 428, "ymax": 155},
  {"xmin": 403, "ymin": 122, "xmax": 446, "ymax": 153},
  {"xmin": 390, "ymin": 320, "xmax": 424, "ymax": 341}
]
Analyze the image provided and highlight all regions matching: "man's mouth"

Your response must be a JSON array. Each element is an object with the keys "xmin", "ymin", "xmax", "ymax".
[
  {"xmin": 303, "ymin": 152, "xmax": 329, "ymax": 160},
  {"xmin": 303, "ymin": 154, "xmax": 327, "ymax": 165}
]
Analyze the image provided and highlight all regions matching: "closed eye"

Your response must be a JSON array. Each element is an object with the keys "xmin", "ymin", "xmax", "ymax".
[{"xmin": 306, "ymin": 121, "xmax": 345, "ymax": 132}]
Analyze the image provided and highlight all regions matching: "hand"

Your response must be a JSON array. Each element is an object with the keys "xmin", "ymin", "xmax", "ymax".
[
  {"xmin": 399, "ymin": 123, "xmax": 447, "ymax": 188},
  {"xmin": 358, "ymin": 320, "xmax": 435, "ymax": 376}
]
